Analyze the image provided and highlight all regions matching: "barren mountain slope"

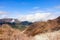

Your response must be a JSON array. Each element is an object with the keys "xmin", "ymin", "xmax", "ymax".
[
  {"xmin": 0, "ymin": 24, "xmax": 31, "ymax": 40},
  {"xmin": 24, "ymin": 16, "xmax": 60, "ymax": 36},
  {"xmin": 32, "ymin": 30, "xmax": 60, "ymax": 40}
]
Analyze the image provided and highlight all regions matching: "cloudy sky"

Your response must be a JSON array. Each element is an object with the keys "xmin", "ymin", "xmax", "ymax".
[{"xmin": 0, "ymin": 0, "xmax": 60, "ymax": 22}]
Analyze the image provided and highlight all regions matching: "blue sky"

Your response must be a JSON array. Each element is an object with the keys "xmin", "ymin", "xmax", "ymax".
[{"xmin": 0, "ymin": 0, "xmax": 60, "ymax": 22}]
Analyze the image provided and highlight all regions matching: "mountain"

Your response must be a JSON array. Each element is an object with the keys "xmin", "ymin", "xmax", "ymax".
[
  {"xmin": 0, "ymin": 18, "xmax": 60, "ymax": 40},
  {"xmin": 20, "ymin": 21, "xmax": 32, "ymax": 26},
  {"xmin": 0, "ymin": 24, "xmax": 30, "ymax": 40},
  {"xmin": 0, "ymin": 18, "xmax": 20, "ymax": 25},
  {"xmin": 0, "ymin": 18, "xmax": 32, "ymax": 31},
  {"xmin": 0, "ymin": 18, "xmax": 32, "ymax": 25},
  {"xmin": 24, "ymin": 16, "xmax": 60, "ymax": 36}
]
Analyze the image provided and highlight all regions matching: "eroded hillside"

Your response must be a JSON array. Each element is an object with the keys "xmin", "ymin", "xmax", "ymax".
[
  {"xmin": 24, "ymin": 16, "xmax": 60, "ymax": 36},
  {"xmin": 0, "ymin": 24, "xmax": 31, "ymax": 40},
  {"xmin": 0, "ymin": 16, "xmax": 60, "ymax": 40}
]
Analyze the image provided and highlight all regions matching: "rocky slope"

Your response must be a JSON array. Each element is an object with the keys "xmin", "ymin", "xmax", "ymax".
[
  {"xmin": 24, "ymin": 16, "xmax": 60, "ymax": 36},
  {"xmin": 0, "ymin": 24, "xmax": 31, "ymax": 40},
  {"xmin": 0, "ymin": 16, "xmax": 60, "ymax": 40},
  {"xmin": 32, "ymin": 30, "xmax": 60, "ymax": 40},
  {"xmin": 0, "ymin": 24, "xmax": 60, "ymax": 40}
]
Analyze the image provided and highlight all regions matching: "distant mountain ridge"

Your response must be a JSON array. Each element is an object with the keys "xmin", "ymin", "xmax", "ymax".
[
  {"xmin": 0, "ymin": 18, "xmax": 33, "ymax": 31},
  {"xmin": 0, "ymin": 18, "xmax": 32, "ymax": 25}
]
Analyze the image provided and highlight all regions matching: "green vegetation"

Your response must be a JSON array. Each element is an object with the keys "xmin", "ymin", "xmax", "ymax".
[{"xmin": 11, "ymin": 24, "xmax": 27, "ymax": 31}]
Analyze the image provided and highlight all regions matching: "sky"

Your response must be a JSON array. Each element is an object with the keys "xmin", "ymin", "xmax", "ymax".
[{"xmin": 0, "ymin": 0, "xmax": 60, "ymax": 22}]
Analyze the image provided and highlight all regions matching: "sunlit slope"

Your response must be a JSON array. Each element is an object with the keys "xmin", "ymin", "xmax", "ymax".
[
  {"xmin": 0, "ymin": 24, "xmax": 30, "ymax": 40},
  {"xmin": 24, "ymin": 16, "xmax": 60, "ymax": 36}
]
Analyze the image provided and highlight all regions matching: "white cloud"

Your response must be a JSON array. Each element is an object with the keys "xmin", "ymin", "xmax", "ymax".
[
  {"xmin": 18, "ymin": 12, "xmax": 56, "ymax": 22},
  {"xmin": 17, "ymin": 7, "xmax": 60, "ymax": 22}
]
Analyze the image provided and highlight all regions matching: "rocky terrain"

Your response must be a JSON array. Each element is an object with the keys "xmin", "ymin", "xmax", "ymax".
[
  {"xmin": 0, "ymin": 24, "xmax": 31, "ymax": 40},
  {"xmin": 32, "ymin": 30, "xmax": 60, "ymax": 40},
  {"xmin": 0, "ymin": 16, "xmax": 60, "ymax": 40},
  {"xmin": 24, "ymin": 16, "xmax": 60, "ymax": 36}
]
